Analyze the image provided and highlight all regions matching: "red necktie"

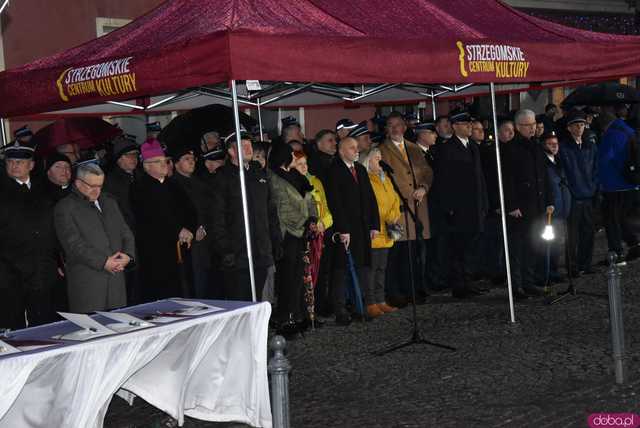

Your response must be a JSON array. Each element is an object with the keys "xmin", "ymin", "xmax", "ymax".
[{"xmin": 349, "ymin": 165, "xmax": 358, "ymax": 183}]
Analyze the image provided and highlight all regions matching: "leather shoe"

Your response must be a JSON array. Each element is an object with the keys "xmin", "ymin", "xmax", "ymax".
[
  {"xmin": 513, "ymin": 287, "xmax": 531, "ymax": 300},
  {"xmin": 367, "ymin": 304, "xmax": 384, "ymax": 318},
  {"xmin": 335, "ymin": 311, "xmax": 352, "ymax": 326},
  {"xmin": 523, "ymin": 285, "xmax": 546, "ymax": 297},
  {"xmin": 378, "ymin": 302, "xmax": 398, "ymax": 313}
]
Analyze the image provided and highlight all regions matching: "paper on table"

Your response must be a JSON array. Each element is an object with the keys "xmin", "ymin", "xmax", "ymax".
[
  {"xmin": 55, "ymin": 312, "xmax": 116, "ymax": 340},
  {"xmin": 0, "ymin": 339, "xmax": 21, "ymax": 355},
  {"xmin": 170, "ymin": 299, "xmax": 225, "ymax": 315},
  {"xmin": 96, "ymin": 311, "xmax": 154, "ymax": 328}
]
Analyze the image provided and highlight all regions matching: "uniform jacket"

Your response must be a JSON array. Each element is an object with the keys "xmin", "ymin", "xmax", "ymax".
[
  {"xmin": 430, "ymin": 135, "xmax": 488, "ymax": 234},
  {"xmin": 559, "ymin": 136, "xmax": 598, "ymax": 200}
]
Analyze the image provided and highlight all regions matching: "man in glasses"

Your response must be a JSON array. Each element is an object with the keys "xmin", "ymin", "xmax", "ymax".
[
  {"xmin": 131, "ymin": 138, "xmax": 197, "ymax": 303},
  {"xmin": 0, "ymin": 141, "xmax": 59, "ymax": 329},
  {"xmin": 502, "ymin": 109, "xmax": 554, "ymax": 299},
  {"xmin": 54, "ymin": 163, "xmax": 135, "ymax": 313}
]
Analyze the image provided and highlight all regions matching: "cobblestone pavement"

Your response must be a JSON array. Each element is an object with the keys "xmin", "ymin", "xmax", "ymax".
[{"xmin": 105, "ymin": 231, "xmax": 639, "ymax": 427}]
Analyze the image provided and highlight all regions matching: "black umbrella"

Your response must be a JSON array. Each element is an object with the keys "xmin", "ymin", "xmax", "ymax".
[
  {"xmin": 562, "ymin": 82, "xmax": 639, "ymax": 108},
  {"xmin": 159, "ymin": 103, "xmax": 257, "ymax": 153}
]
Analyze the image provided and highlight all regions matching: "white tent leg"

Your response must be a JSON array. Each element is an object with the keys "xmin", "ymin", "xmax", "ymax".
[
  {"xmin": 231, "ymin": 80, "xmax": 257, "ymax": 302},
  {"xmin": 431, "ymin": 92, "xmax": 437, "ymax": 120},
  {"xmin": 0, "ymin": 118, "xmax": 7, "ymax": 146},
  {"xmin": 490, "ymin": 82, "xmax": 516, "ymax": 324},
  {"xmin": 257, "ymin": 98, "xmax": 264, "ymax": 141}
]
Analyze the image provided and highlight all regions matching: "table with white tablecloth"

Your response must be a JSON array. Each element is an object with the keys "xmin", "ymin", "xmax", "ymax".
[{"xmin": 0, "ymin": 299, "xmax": 273, "ymax": 428}]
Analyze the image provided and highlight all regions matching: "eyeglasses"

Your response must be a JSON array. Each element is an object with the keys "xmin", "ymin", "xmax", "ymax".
[{"xmin": 77, "ymin": 177, "xmax": 103, "ymax": 190}]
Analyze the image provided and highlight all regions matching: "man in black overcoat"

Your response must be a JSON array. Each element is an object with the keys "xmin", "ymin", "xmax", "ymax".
[
  {"xmin": 131, "ymin": 139, "xmax": 197, "ymax": 302},
  {"xmin": 324, "ymin": 137, "xmax": 379, "ymax": 325},
  {"xmin": 430, "ymin": 111, "xmax": 488, "ymax": 298},
  {"xmin": 0, "ymin": 142, "xmax": 60, "ymax": 329},
  {"xmin": 502, "ymin": 109, "xmax": 555, "ymax": 298}
]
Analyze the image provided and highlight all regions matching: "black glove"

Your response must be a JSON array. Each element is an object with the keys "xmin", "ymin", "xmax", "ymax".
[{"xmin": 222, "ymin": 254, "xmax": 236, "ymax": 269}]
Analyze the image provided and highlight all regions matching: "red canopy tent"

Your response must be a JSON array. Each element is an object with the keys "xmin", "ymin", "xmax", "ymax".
[
  {"xmin": 1, "ymin": 0, "xmax": 640, "ymax": 118},
  {"xmin": 1, "ymin": 0, "xmax": 639, "ymax": 319}
]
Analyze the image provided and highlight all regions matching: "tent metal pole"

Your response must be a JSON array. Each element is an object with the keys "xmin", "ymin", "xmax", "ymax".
[
  {"xmin": 231, "ymin": 80, "xmax": 257, "ymax": 302},
  {"xmin": 431, "ymin": 91, "xmax": 437, "ymax": 120},
  {"xmin": 257, "ymin": 98, "xmax": 264, "ymax": 141},
  {"xmin": 0, "ymin": 118, "xmax": 7, "ymax": 146},
  {"xmin": 490, "ymin": 82, "xmax": 516, "ymax": 324}
]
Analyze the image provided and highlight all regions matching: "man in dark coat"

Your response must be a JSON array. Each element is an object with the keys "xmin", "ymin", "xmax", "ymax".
[
  {"xmin": 104, "ymin": 136, "xmax": 140, "ymax": 303},
  {"xmin": 503, "ymin": 109, "xmax": 555, "ymax": 298},
  {"xmin": 131, "ymin": 139, "xmax": 197, "ymax": 302},
  {"xmin": 559, "ymin": 111, "xmax": 598, "ymax": 275},
  {"xmin": 43, "ymin": 153, "xmax": 72, "ymax": 203},
  {"xmin": 324, "ymin": 137, "xmax": 380, "ymax": 325},
  {"xmin": 210, "ymin": 132, "xmax": 282, "ymax": 301},
  {"xmin": 0, "ymin": 142, "xmax": 60, "ymax": 329},
  {"xmin": 54, "ymin": 163, "xmax": 135, "ymax": 313},
  {"xmin": 103, "ymin": 136, "xmax": 139, "ymax": 232},
  {"xmin": 171, "ymin": 147, "xmax": 216, "ymax": 298},
  {"xmin": 430, "ymin": 110, "xmax": 489, "ymax": 299},
  {"xmin": 306, "ymin": 129, "xmax": 337, "ymax": 184}
]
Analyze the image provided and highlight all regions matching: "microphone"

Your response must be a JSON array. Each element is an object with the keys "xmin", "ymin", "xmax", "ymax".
[{"xmin": 379, "ymin": 160, "xmax": 394, "ymax": 174}]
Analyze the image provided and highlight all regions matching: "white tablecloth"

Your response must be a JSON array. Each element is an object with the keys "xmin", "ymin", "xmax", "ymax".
[{"xmin": 0, "ymin": 300, "xmax": 273, "ymax": 428}]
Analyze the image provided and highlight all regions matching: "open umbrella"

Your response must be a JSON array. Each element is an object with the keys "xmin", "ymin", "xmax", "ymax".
[
  {"xmin": 32, "ymin": 118, "xmax": 122, "ymax": 156},
  {"xmin": 562, "ymin": 82, "xmax": 640, "ymax": 108},
  {"xmin": 159, "ymin": 104, "xmax": 257, "ymax": 154}
]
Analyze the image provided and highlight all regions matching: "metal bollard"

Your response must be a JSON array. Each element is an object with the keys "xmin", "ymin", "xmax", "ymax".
[
  {"xmin": 268, "ymin": 335, "xmax": 291, "ymax": 428},
  {"xmin": 606, "ymin": 252, "xmax": 626, "ymax": 384}
]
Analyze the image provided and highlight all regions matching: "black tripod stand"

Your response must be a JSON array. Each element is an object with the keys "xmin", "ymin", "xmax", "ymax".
[
  {"xmin": 547, "ymin": 219, "xmax": 606, "ymax": 304},
  {"xmin": 373, "ymin": 165, "xmax": 455, "ymax": 355}
]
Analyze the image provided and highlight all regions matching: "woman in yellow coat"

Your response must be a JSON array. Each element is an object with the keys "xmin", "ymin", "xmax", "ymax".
[{"xmin": 362, "ymin": 148, "xmax": 401, "ymax": 317}]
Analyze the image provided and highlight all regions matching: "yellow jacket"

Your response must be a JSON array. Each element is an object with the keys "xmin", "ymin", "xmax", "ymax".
[
  {"xmin": 369, "ymin": 171, "xmax": 401, "ymax": 249},
  {"xmin": 308, "ymin": 174, "xmax": 333, "ymax": 230}
]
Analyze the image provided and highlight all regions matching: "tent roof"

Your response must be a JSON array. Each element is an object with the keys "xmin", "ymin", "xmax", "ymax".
[{"xmin": 1, "ymin": 0, "xmax": 640, "ymax": 117}]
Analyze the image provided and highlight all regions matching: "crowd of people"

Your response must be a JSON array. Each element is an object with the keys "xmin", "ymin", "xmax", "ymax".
[{"xmin": 0, "ymin": 100, "xmax": 638, "ymax": 336}]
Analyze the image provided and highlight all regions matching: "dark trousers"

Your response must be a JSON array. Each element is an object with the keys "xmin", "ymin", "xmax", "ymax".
[
  {"xmin": 385, "ymin": 240, "xmax": 425, "ymax": 299},
  {"xmin": 275, "ymin": 233, "xmax": 306, "ymax": 322},
  {"xmin": 223, "ymin": 266, "xmax": 267, "ymax": 302},
  {"xmin": 447, "ymin": 231, "xmax": 477, "ymax": 292},
  {"xmin": 567, "ymin": 199, "xmax": 595, "ymax": 272},
  {"xmin": 425, "ymin": 233, "xmax": 449, "ymax": 290},
  {"xmin": 602, "ymin": 191, "xmax": 639, "ymax": 254},
  {"xmin": 367, "ymin": 248, "xmax": 389, "ymax": 305},
  {"xmin": 507, "ymin": 219, "xmax": 540, "ymax": 291},
  {"xmin": 315, "ymin": 230, "xmax": 335, "ymax": 316},
  {"xmin": 332, "ymin": 265, "xmax": 369, "ymax": 315},
  {"xmin": 0, "ymin": 280, "xmax": 54, "ymax": 330}
]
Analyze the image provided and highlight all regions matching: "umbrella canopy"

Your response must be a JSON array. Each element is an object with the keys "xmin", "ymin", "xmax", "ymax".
[
  {"xmin": 32, "ymin": 118, "xmax": 122, "ymax": 156},
  {"xmin": 158, "ymin": 104, "xmax": 256, "ymax": 154},
  {"xmin": 562, "ymin": 82, "xmax": 640, "ymax": 107}
]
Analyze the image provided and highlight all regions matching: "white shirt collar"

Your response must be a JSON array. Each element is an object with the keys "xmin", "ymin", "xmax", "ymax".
[
  {"xmin": 342, "ymin": 159, "xmax": 355, "ymax": 169},
  {"xmin": 392, "ymin": 139, "xmax": 405, "ymax": 149},
  {"xmin": 546, "ymin": 153, "xmax": 556, "ymax": 164},
  {"xmin": 94, "ymin": 200, "xmax": 102, "ymax": 212},
  {"xmin": 417, "ymin": 144, "xmax": 429, "ymax": 153},
  {"xmin": 458, "ymin": 136, "xmax": 469, "ymax": 147},
  {"xmin": 15, "ymin": 178, "xmax": 31, "ymax": 189}
]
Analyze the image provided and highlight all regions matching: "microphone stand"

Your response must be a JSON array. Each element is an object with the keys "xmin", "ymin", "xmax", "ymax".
[{"xmin": 373, "ymin": 164, "xmax": 455, "ymax": 355}]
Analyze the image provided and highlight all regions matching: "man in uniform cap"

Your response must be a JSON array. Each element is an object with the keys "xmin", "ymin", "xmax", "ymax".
[
  {"xmin": 435, "ymin": 115, "xmax": 452, "ymax": 144},
  {"xmin": 348, "ymin": 121, "xmax": 373, "ymax": 158},
  {"xmin": 414, "ymin": 122, "xmax": 438, "ymax": 167},
  {"xmin": 104, "ymin": 135, "xmax": 139, "ymax": 232},
  {"xmin": 14, "ymin": 125, "xmax": 33, "ymax": 144},
  {"xmin": 0, "ymin": 141, "xmax": 60, "ymax": 328},
  {"xmin": 146, "ymin": 121, "xmax": 162, "ymax": 139},
  {"xmin": 430, "ymin": 109, "xmax": 489, "ymax": 298},
  {"xmin": 404, "ymin": 112, "xmax": 419, "ymax": 142},
  {"xmin": 281, "ymin": 116, "xmax": 306, "ymax": 146},
  {"xmin": 559, "ymin": 110, "xmax": 598, "ymax": 276},
  {"xmin": 200, "ymin": 131, "xmax": 221, "ymax": 155},
  {"xmin": 335, "ymin": 118, "xmax": 357, "ymax": 140}
]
